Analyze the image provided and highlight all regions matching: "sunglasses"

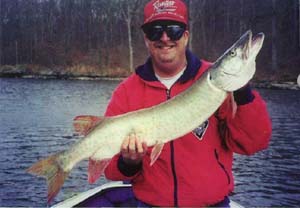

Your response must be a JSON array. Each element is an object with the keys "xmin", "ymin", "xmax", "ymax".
[{"xmin": 142, "ymin": 24, "xmax": 186, "ymax": 41}]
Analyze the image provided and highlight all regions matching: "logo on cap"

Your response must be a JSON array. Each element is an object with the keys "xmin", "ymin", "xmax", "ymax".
[{"xmin": 153, "ymin": 0, "xmax": 177, "ymax": 13}]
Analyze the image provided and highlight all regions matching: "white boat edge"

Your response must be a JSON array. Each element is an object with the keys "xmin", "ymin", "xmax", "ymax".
[
  {"xmin": 52, "ymin": 181, "xmax": 131, "ymax": 208},
  {"xmin": 52, "ymin": 181, "xmax": 244, "ymax": 208}
]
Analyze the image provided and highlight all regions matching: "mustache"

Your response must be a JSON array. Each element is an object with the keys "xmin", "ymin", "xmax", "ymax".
[{"xmin": 154, "ymin": 41, "xmax": 177, "ymax": 47}]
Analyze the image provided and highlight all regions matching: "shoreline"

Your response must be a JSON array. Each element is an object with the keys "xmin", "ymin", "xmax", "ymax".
[
  {"xmin": 252, "ymin": 81, "xmax": 300, "ymax": 90},
  {"xmin": 1, "ymin": 73, "xmax": 299, "ymax": 90},
  {"xmin": 0, "ymin": 64, "xmax": 299, "ymax": 90}
]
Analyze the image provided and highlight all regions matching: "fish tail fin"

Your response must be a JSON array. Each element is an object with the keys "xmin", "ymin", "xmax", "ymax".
[
  {"xmin": 88, "ymin": 159, "xmax": 110, "ymax": 184},
  {"xmin": 26, "ymin": 154, "xmax": 69, "ymax": 204}
]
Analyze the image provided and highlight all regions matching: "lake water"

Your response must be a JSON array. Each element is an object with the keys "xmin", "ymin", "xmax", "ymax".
[{"xmin": 0, "ymin": 78, "xmax": 299, "ymax": 207}]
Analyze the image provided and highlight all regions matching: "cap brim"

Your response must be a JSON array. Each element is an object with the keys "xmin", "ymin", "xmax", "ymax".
[{"xmin": 142, "ymin": 17, "xmax": 187, "ymax": 27}]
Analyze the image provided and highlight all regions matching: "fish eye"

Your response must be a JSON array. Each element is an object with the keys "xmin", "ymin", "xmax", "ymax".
[{"xmin": 230, "ymin": 50, "xmax": 237, "ymax": 57}]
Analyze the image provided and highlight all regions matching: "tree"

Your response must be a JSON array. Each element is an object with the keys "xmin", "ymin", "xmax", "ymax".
[
  {"xmin": 187, "ymin": 0, "xmax": 206, "ymax": 52},
  {"xmin": 272, "ymin": 0, "xmax": 278, "ymax": 72},
  {"xmin": 120, "ymin": 0, "xmax": 140, "ymax": 72},
  {"xmin": 0, "ymin": 0, "xmax": 2, "ymax": 65}
]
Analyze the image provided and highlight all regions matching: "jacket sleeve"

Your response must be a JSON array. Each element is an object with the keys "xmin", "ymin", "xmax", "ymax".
[
  {"xmin": 98, "ymin": 82, "xmax": 143, "ymax": 181},
  {"xmin": 217, "ymin": 86, "xmax": 272, "ymax": 155}
]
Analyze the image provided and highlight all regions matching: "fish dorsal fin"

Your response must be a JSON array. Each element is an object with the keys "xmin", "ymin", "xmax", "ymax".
[
  {"xmin": 150, "ymin": 142, "xmax": 165, "ymax": 166},
  {"xmin": 73, "ymin": 115, "xmax": 104, "ymax": 136}
]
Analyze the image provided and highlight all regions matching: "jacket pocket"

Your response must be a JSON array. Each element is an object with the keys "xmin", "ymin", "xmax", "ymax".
[{"xmin": 214, "ymin": 149, "xmax": 231, "ymax": 185}]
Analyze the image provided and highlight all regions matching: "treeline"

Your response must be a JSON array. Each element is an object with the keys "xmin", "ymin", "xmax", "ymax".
[{"xmin": 0, "ymin": 0, "xmax": 299, "ymax": 80}]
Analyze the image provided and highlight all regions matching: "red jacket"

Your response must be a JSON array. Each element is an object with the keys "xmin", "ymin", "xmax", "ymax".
[{"xmin": 103, "ymin": 51, "xmax": 272, "ymax": 206}]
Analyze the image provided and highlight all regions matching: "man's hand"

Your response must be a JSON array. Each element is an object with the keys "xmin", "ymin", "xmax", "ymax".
[{"xmin": 121, "ymin": 133, "xmax": 148, "ymax": 165}]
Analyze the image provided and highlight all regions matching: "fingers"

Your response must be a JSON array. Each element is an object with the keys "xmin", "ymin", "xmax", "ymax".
[
  {"xmin": 121, "ymin": 136, "xmax": 130, "ymax": 155},
  {"xmin": 121, "ymin": 133, "xmax": 147, "ymax": 165},
  {"xmin": 142, "ymin": 141, "xmax": 148, "ymax": 153},
  {"xmin": 135, "ymin": 137, "xmax": 144, "ymax": 154},
  {"xmin": 129, "ymin": 134, "xmax": 137, "ymax": 155}
]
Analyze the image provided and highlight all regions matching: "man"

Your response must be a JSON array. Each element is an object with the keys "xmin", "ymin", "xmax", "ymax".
[{"xmin": 98, "ymin": 0, "xmax": 272, "ymax": 206}]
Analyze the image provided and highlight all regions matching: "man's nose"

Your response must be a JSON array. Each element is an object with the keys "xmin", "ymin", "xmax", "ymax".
[{"xmin": 160, "ymin": 31, "xmax": 170, "ymax": 41}]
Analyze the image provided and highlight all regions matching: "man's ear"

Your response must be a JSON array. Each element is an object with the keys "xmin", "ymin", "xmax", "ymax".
[
  {"xmin": 144, "ymin": 35, "xmax": 150, "ymax": 49},
  {"xmin": 183, "ymin": 30, "xmax": 189, "ymax": 47}
]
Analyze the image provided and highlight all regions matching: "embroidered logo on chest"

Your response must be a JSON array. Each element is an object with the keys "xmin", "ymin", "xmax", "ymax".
[{"xmin": 192, "ymin": 120, "xmax": 209, "ymax": 140}]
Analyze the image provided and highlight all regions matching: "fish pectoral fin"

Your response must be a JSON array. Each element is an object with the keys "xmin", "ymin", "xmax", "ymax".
[
  {"xmin": 88, "ymin": 158, "xmax": 111, "ymax": 184},
  {"xmin": 150, "ymin": 142, "xmax": 165, "ymax": 166},
  {"xmin": 26, "ymin": 153, "xmax": 69, "ymax": 204},
  {"xmin": 73, "ymin": 115, "xmax": 104, "ymax": 136},
  {"xmin": 230, "ymin": 93, "xmax": 237, "ymax": 118}
]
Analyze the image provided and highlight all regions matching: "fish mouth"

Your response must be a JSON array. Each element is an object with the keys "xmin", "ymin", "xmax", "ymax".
[
  {"xmin": 251, "ymin": 32, "xmax": 265, "ymax": 52},
  {"xmin": 241, "ymin": 30, "xmax": 252, "ymax": 60},
  {"xmin": 252, "ymin": 33, "xmax": 264, "ymax": 46},
  {"xmin": 242, "ymin": 31, "xmax": 265, "ymax": 60}
]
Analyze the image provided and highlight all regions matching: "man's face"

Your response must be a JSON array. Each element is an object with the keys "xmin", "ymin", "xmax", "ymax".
[{"xmin": 143, "ymin": 21, "xmax": 189, "ymax": 76}]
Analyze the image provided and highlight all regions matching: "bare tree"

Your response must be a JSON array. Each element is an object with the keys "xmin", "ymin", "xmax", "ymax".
[
  {"xmin": 187, "ymin": 0, "xmax": 193, "ymax": 51},
  {"xmin": 187, "ymin": 0, "xmax": 206, "ymax": 53},
  {"xmin": 120, "ymin": 0, "xmax": 140, "ymax": 72},
  {"xmin": 0, "ymin": 0, "xmax": 2, "ymax": 65},
  {"xmin": 239, "ymin": 0, "xmax": 246, "ymax": 35},
  {"xmin": 272, "ymin": 0, "xmax": 278, "ymax": 72}
]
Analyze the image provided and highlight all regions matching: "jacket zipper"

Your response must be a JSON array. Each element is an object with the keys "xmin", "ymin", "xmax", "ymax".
[
  {"xmin": 166, "ymin": 89, "xmax": 171, "ymax": 99},
  {"xmin": 214, "ymin": 149, "xmax": 231, "ymax": 185},
  {"xmin": 166, "ymin": 88, "xmax": 178, "ymax": 207}
]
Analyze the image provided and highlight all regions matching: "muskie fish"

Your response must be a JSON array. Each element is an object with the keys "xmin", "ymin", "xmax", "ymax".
[{"xmin": 27, "ymin": 30, "xmax": 265, "ymax": 203}]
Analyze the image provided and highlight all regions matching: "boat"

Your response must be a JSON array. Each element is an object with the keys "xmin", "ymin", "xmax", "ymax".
[{"xmin": 52, "ymin": 181, "xmax": 244, "ymax": 207}]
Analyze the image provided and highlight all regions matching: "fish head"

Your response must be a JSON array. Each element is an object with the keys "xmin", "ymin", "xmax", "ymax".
[{"xmin": 209, "ymin": 30, "xmax": 265, "ymax": 91}]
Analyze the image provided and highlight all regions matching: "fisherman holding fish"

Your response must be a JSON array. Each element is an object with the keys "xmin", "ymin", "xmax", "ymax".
[
  {"xmin": 28, "ymin": 0, "xmax": 272, "ymax": 206},
  {"xmin": 98, "ymin": 0, "xmax": 272, "ymax": 206}
]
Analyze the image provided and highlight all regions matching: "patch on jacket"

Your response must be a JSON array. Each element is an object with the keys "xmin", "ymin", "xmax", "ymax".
[{"xmin": 192, "ymin": 120, "xmax": 209, "ymax": 140}]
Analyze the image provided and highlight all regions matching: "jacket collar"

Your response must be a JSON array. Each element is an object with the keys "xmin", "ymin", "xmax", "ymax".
[{"xmin": 135, "ymin": 50, "xmax": 202, "ymax": 83}]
